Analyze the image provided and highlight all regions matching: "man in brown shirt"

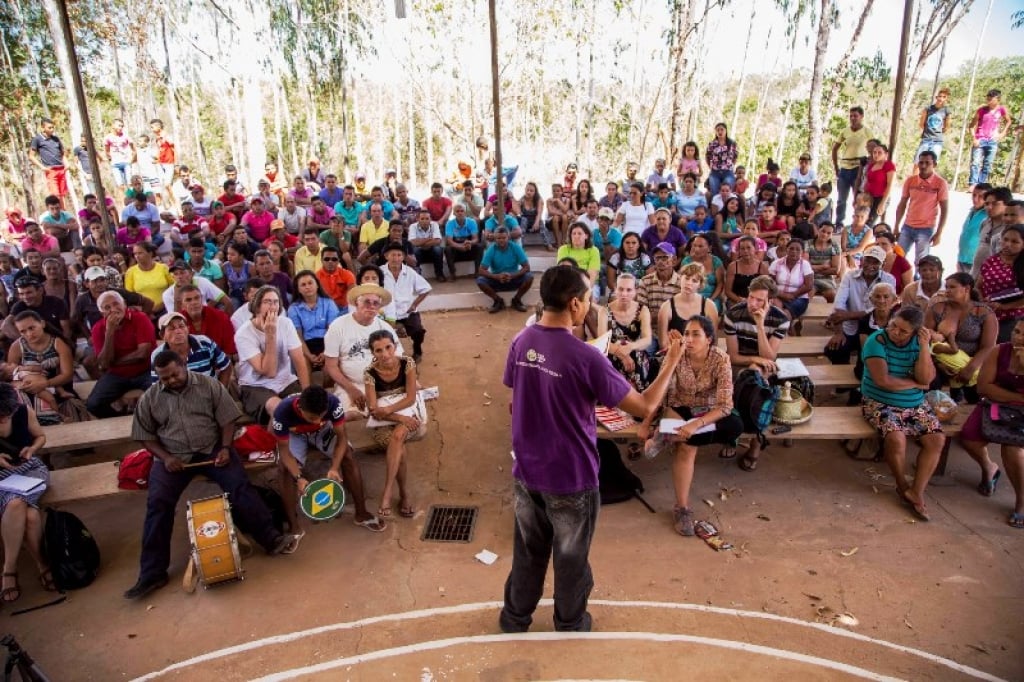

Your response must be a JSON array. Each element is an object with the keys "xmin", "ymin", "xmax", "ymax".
[{"xmin": 125, "ymin": 350, "xmax": 301, "ymax": 599}]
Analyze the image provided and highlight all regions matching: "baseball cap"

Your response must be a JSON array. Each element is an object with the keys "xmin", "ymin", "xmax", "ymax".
[
  {"xmin": 653, "ymin": 242, "xmax": 676, "ymax": 256},
  {"xmin": 654, "ymin": 207, "xmax": 672, "ymax": 217},
  {"xmin": 385, "ymin": 168, "xmax": 396, "ymax": 176},
  {"xmin": 250, "ymin": 196, "xmax": 264, "ymax": 204},
  {"xmin": 862, "ymin": 246, "xmax": 886, "ymax": 263},
  {"xmin": 169, "ymin": 259, "xmax": 189, "ymax": 272},
  {"xmin": 84, "ymin": 266, "xmax": 108, "ymax": 281},
  {"xmin": 355, "ymin": 172, "xmax": 366, "ymax": 180},
  {"xmin": 597, "ymin": 207, "xmax": 615, "ymax": 220},
  {"xmin": 918, "ymin": 255, "xmax": 943, "ymax": 269},
  {"xmin": 270, "ymin": 219, "xmax": 285, "ymax": 231},
  {"xmin": 189, "ymin": 184, "xmax": 204, "ymax": 193},
  {"xmin": 158, "ymin": 311, "xmax": 187, "ymax": 333}
]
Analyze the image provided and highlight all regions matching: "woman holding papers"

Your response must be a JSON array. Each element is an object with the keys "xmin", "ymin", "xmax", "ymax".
[
  {"xmin": 637, "ymin": 315, "xmax": 743, "ymax": 537},
  {"xmin": 0, "ymin": 383, "xmax": 53, "ymax": 603}
]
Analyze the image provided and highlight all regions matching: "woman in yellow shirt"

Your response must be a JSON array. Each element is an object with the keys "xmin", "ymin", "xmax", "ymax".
[
  {"xmin": 125, "ymin": 242, "xmax": 174, "ymax": 313},
  {"xmin": 556, "ymin": 222, "xmax": 601, "ymax": 281}
]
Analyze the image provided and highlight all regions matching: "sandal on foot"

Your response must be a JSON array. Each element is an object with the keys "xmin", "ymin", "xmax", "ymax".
[
  {"xmin": 1008, "ymin": 512, "xmax": 1024, "ymax": 529},
  {"xmin": 899, "ymin": 490, "xmax": 930, "ymax": 522},
  {"xmin": 38, "ymin": 568, "xmax": 57, "ymax": 592},
  {"xmin": 354, "ymin": 516, "xmax": 387, "ymax": 532},
  {"xmin": 738, "ymin": 454, "xmax": 759, "ymax": 472},
  {"xmin": 718, "ymin": 446, "xmax": 737, "ymax": 459},
  {"xmin": 673, "ymin": 506, "xmax": 695, "ymax": 537},
  {"xmin": 1, "ymin": 572, "xmax": 19, "ymax": 603},
  {"xmin": 399, "ymin": 505, "xmax": 415, "ymax": 518},
  {"xmin": 377, "ymin": 507, "xmax": 393, "ymax": 518},
  {"xmin": 977, "ymin": 469, "xmax": 1002, "ymax": 497}
]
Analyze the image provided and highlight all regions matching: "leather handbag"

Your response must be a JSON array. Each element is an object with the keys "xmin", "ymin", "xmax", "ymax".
[{"xmin": 980, "ymin": 400, "xmax": 1024, "ymax": 447}]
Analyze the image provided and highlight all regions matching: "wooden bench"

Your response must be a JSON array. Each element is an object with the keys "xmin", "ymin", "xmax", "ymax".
[
  {"xmin": 716, "ymin": 335, "xmax": 829, "ymax": 358},
  {"xmin": 40, "ymin": 416, "xmax": 135, "ymax": 455},
  {"xmin": 44, "ymin": 459, "xmax": 278, "ymax": 507},
  {"xmin": 805, "ymin": 364, "xmax": 859, "ymax": 391},
  {"xmin": 601, "ymin": 405, "xmax": 971, "ymax": 476},
  {"xmin": 803, "ymin": 299, "xmax": 832, "ymax": 321}
]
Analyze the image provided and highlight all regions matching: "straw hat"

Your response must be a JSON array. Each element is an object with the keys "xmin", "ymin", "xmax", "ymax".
[
  {"xmin": 773, "ymin": 381, "xmax": 813, "ymax": 425},
  {"xmin": 348, "ymin": 284, "xmax": 392, "ymax": 307}
]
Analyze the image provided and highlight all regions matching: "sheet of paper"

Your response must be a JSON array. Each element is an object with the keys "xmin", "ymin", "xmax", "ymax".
[
  {"xmin": 475, "ymin": 549, "xmax": 498, "ymax": 565},
  {"xmin": 659, "ymin": 418, "xmax": 715, "ymax": 435},
  {"xmin": 775, "ymin": 357, "xmax": 809, "ymax": 380},
  {"xmin": 0, "ymin": 474, "xmax": 45, "ymax": 494},
  {"xmin": 588, "ymin": 331, "xmax": 612, "ymax": 355}
]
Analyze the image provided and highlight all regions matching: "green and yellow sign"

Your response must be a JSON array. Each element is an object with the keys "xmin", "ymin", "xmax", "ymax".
[{"xmin": 300, "ymin": 478, "xmax": 345, "ymax": 521}]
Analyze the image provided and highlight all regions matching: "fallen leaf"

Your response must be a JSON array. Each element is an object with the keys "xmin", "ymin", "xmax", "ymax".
[
  {"xmin": 834, "ymin": 613, "xmax": 859, "ymax": 627},
  {"xmin": 483, "ymin": 401, "xmax": 492, "ymax": 406},
  {"xmin": 483, "ymin": 392, "xmax": 492, "ymax": 399},
  {"xmin": 127, "ymin": 634, "xmax": 136, "ymax": 639},
  {"xmin": 839, "ymin": 547, "xmax": 859, "ymax": 557},
  {"xmin": 801, "ymin": 592, "xmax": 822, "ymax": 601},
  {"xmin": 472, "ymin": 354, "xmax": 481, "ymax": 359},
  {"xmin": 702, "ymin": 499, "xmax": 715, "ymax": 508},
  {"xmin": 903, "ymin": 618, "xmax": 914, "ymax": 630},
  {"xmin": 146, "ymin": 605, "xmax": 155, "ymax": 611},
  {"xmin": 756, "ymin": 513, "xmax": 771, "ymax": 521},
  {"xmin": 872, "ymin": 485, "xmax": 879, "ymax": 494},
  {"xmin": 719, "ymin": 490, "xmax": 728, "ymax": 501},
  {"xmin": 965, "ymin": 643, "xmax": 989, "ymax": 654}
]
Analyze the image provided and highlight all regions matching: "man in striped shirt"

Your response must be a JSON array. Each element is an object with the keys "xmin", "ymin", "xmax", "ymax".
[{"xmin": 151, "ymin": 312, "xmax": 232, "ymax": 389}]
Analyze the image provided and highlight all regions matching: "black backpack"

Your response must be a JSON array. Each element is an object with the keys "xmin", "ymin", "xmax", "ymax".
[
  {"xmin": 44, "ymin": 510, "xmax": 100, "ymax": 591},
  {"xmin": 597, "ymin": 439, "xmax": 643, "ymax": 505},
  {"xmin": 255, "ymin": 486, "xmax": 288, "ymax": 533},
  {"xmin": 733, "ymin": 369, "xmax": 780, "ymax": 448}
]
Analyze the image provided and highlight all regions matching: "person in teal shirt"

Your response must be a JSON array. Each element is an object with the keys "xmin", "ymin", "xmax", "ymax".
[
  {"xmin": 483, "ymin": 213, "xmax": 522, "ymax": 245},
  {"xmin": 860, "ymin": 306, "xmax": 944, "ymax": 521},
  {"xmin": 958, "ymin": 183, "xmax": 990, "ymax": 273},
  {"xmin": 476, "ymin": 228, "xmax": 533, "ymax": 313}
]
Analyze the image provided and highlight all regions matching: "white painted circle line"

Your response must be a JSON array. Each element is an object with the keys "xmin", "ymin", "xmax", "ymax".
[
  {"xmin": 131, "ymin": 599, "xmax": 1007, "ymax": 682},
  {"xmin": 249, "ymin": 631, "xmax": 905, "ymax": 682}
]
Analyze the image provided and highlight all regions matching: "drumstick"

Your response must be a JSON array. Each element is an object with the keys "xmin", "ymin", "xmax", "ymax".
[{"xmin": 182, "ymin": 461, "xmax": 214, "ymax": 469}]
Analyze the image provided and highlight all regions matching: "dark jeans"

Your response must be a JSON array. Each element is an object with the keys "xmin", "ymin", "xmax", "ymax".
[
  {"xmin": 414, "ymin": 245, "xmax": 445, "ymax": 279},
  {"xmin": 824, "ymin": 332, "xmax": 860, "ymax": 366},
  {"xmin": 397, "ymin": 311, "xmax": 426, "ymax": 355},
  {"xmin": 86, "ymin": 372, "xmax": 153, "ymax": 418},
  {"xmin": 835, "ymin": 167, "xmax": 860, "ymax": 228},
  {"xmin": 499, "ymin": 479, "xmax": 599, "ymax": 633},
  {"xmin": 444, "ymin": 243, "xmax": 482, "ymax": 277},
  {"xmin": 139, "ymin": 453, "xmax": 281, "ymax": 581}
]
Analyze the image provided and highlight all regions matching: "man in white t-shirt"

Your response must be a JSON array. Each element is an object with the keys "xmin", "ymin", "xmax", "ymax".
[
  {"xmin": 235, "ymin": 285, "xmax": 309, "ymax": 420},
  {"xmin": 323, "ymin": 284, "xmax": 403, "ymax": 417},
  {"xmin": 163, "ymin": 260, "xmax": 232, "ymax": 313},
  {"xmin": 614, "ymin": 182, "xmax": 655, "ymax": 235}
]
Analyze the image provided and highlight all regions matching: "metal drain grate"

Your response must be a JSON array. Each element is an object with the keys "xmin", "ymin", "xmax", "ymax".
[{"xmin": 421, "ymin": 505, "xmax": 478, "ymax": 543}]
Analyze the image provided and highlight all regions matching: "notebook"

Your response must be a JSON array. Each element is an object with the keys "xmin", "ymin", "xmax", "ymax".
[
  {"xmin": 775, "ymin": 357, "xmax": 809, "ymax": 380},
  {"xmin": 659, "ymin": 418, "xmax": 716, "ymax": 435},
  {"xmin": 0, "ymin": 474, "xmax": 46, "ymax": 494}
]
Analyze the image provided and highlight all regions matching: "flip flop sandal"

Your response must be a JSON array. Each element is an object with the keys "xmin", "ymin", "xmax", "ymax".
[
  {"xmin": 398, "ymin": 505, "xmax": 415, "ymax": 518},
  {"xmin": 377, "ymin": 507, "xmax": 393, "ymax": 518},
  {"xmin": 738, "ymin": 455, "xmax": 759, "ymax": 472},
  {"xmin": 1, "ymin": 572, "xmax": 20, "ymax": 604},
  {"xmin": 718, "ymin": 446, "xmax": 737, "ymax": 459},
  {"xmin": 38, "ymin": 568, "xmax": 57, "ymax": 593},
  {"xmin": 977, "ymin": 469, "xmax": 1002, "ymax": 497},
  {"xmin": 1008, "ymin": 512, "xmax": 1024, "ymax": 529},
  {"xmin": 899, "ymin": 490, "xmax": 930, "ymax": 522},
  {"xmin": 354, "ymin": 516, "xmax": 387, "ymax": 532}
]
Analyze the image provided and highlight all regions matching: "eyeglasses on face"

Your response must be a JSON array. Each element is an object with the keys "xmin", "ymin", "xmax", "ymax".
[{"xmin": 322, "ymin": 257, "xmax": 339, "ymax": 262}]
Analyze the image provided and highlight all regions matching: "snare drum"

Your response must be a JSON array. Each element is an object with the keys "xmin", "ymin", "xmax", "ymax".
[{"xmin": 186, "ymin": 494, "xmax": 243, "ymax": 587}]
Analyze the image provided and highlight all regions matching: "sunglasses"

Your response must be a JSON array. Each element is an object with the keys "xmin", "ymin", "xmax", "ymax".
[{"xmin": 322, "ymin": 257, "xmax": 339, "ymax": 262}]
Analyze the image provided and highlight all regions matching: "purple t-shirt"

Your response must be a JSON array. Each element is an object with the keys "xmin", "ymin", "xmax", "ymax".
[
  {"xmin": 503, "ymin": 324, "xmax": 632, "ymax": 494},
  {"xmin": 639, "ymin": 225, "xmax": 687, "ymax": 255}
]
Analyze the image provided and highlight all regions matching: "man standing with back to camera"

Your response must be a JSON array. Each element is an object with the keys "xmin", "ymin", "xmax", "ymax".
[{"xmin": 500, "ymin": 266, "xmax": 683, "ymax": 633}]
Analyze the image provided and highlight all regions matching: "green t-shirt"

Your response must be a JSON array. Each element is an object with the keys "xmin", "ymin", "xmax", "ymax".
[
  {"xmin": 556, "ymin": 245, "xmax": 601, "ymax": 273},
  {"xmin": 319, "ymin": 228, "xmax": 353, "ymax": 250}
]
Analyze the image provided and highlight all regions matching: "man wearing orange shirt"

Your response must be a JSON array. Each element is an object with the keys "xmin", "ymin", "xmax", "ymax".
[
  {"xmin": 316, "ymin": 246, "xmax": 355, "ymax": 314},
  {"xmin": 893, "ymin": 151, "xmax": 948, "ymax": 265}
]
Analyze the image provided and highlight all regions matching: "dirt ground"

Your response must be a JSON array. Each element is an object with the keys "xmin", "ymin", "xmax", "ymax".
[{"xmin": 2, "ymin": 308, "xmax": 1022, "ymax": 681}]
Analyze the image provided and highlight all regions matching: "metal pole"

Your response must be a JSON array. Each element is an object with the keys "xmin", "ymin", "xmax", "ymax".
[
  {"xmin": 488, "ymin": 0, "xmax": 504, "ymax": 224},
  {"xmin": 55, "ymin": 0, "xmax": 113, "ymax": 240},
  {"xmin": 889, "ymin": 0, "xmax": 914, "ymax": 154}
]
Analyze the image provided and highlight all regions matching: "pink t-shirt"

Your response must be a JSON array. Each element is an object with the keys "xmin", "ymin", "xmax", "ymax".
[
  {"xmin": 242, "ymin": 210, "xmax": 275, "ymax": 241},
  {"xmin": 730, "ymin": 236, "xmax": 767, "ymax": 254},
  {"xmin": 769, "ymin": 258, "xmax": 814, "ymax": 299},
  {"xmin": 901, "ymin": 173, "xmax": 948, "ymax": 229},
  {"xmin": 975, "ymin": 105, "xmax": 1009, "ymax": 141},
  {"xmin": 115, "ymin": 227, "xmax": 151, "ymax": 246}
]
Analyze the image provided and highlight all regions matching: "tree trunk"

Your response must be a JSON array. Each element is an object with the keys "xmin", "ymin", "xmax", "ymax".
[
  {"xmin": 243, "ymin": 77, "xmax": 267, "ymax": 184},
  {"xmin": 272, "ymin": 81, "xmax": 285, "ymax": 170},
  {"xmin": 352, "ymin": 78, "xmax": 365, "ymax": 179},
  {"xmin": 425, "ymin": 80, "xmax": 434, "ymax": 185},
  {"xmin": 806, "ymin": 0, "xmax": 833, "ymax": 168},
  {"xmin": 899, "ymin": 0, "xmax": 976, "ymax": 120},
  {"xmin": 730, "ymin": 1, "xmax": 755, "ymax": 135},
  {"xmin": 407, "ymin": 95, "xmax": 417, "ymax": 188},
  {"xmin": 41, "ymin": 0, "xmax": 84, "ymax": 141},
  {"xmin": 281, "ymin": 81, "xmax": 299, "ymax": 174},
  {"xmin": 189, "ymin": 59, "xmax": 208, "ymax": 180},
  {"xmin": 821, "ymin": 0, "xmax": 876, "ymax": 120},
  {"xmin": 668, "ymin": 0, "xmax": 697, "ymax": 152},
  {"xmin": 11, "ymin": 0, "xmax": 51, "ymax": 119}
]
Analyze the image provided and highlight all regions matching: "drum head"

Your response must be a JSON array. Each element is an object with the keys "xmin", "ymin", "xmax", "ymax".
[{"xmin": 300, "ymin": 478, "xmax": 346, "ymax": 521}]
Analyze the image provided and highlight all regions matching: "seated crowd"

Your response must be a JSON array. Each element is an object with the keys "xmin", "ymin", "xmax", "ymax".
[{"xmin": 1, "ymin": 109, "xmax": 1023, "ymax": 604}]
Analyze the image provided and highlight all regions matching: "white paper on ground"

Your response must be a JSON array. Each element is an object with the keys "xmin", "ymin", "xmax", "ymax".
[
  {"xmin": 475, "ymin": 549, "xmax": 498, "ymax": 565},
  {"xmin": 419, "ymin": 386, "xmax": 440, "ymax": 400},
  {"xmin": 659, "ymin": 418, "xmax": 715, "ymax": 435}
]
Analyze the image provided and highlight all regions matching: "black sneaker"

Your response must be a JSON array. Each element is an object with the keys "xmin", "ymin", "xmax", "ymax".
[
  {"xmin": 123, "ymin": 573, "xmax": 169, "ymax": 600},
  {"xmin": 489, "ymin": 299, "xmax": 505, "ymax": 314},
  {"xmin": 510, "ymin": 298, "xmax": 528, "ymax": 312}
]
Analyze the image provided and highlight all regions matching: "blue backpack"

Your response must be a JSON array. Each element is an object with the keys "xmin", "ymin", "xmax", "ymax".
[{"xmin": 734, "ymin": 369, "xmax": 779, "ymax": 447}]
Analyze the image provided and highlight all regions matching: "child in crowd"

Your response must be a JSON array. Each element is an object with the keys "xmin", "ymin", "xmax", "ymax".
[
  {"xmin": 757, "ymin": 204, "xmax": 788, "ymax": 243},
  {"xmin": 730, "ymin": 220, "xmax": 767, "ymax": 261},
  {"xmin": 790, "ymin": 206, "xmax": 816, "ymax": 242},
  {"xmin": 685, "ymin": 205, "xmax": 713, "ymax": 236},
  {"xmin": 677, "ymin": 142, "xmax": 703, "ymax": 182},
  {"xmin": 733, "ymin": 166, "xmax": 750, "ymax": 199},
  {"xmin": 756, "ymin": 158, "xmax": 783, "ymax": 192},
  {"xmin": 750, "ymin": 182, "xmax": 777, "ymax": 219},
  {"xmin": 546, "ymin": 183, "xmax": 571, "ymax": 247},
  {"xmin": 809, "ymin": 181, "xmax": 833, "ymax": 226},
  {"xmin": 764, "ymin": 230, "xmax": 792, "ymax": 265}
]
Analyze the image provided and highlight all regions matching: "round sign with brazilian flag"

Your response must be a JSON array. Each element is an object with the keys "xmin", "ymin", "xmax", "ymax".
[{"xmin": 300, "ymin": 478, "xmax": 345, "ymax": 521}]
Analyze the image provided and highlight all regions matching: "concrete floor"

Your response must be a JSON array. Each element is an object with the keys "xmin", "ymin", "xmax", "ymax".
[{"xmin": 3, "ymin": 308, "xmax": 1022, "ymax": 682}]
